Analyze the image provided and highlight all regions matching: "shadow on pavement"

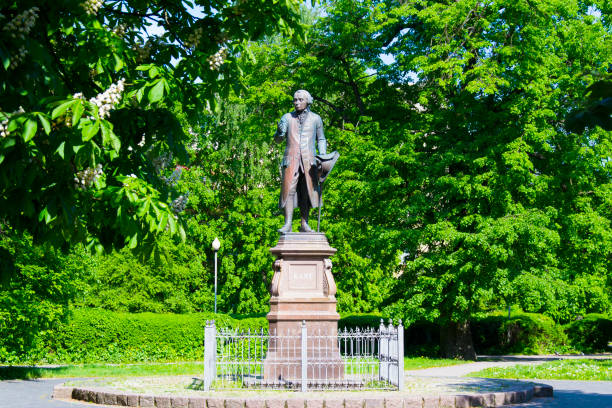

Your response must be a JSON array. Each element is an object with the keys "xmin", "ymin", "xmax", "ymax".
[
  {"xmin": 516, "ymin": 389, "xmax": 612, "ymax": 407},
  {"xmin": 0, "ymin": 366, "xmax": 68, "ymax": 381}
]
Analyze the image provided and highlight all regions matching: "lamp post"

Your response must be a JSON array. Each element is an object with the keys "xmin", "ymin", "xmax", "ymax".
[{"xmin": 212, "ymin": 237, "xmax": 220, "ymax": 314}]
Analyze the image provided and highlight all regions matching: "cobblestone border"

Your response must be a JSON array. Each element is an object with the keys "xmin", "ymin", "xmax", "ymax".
[{"xmin": 53, "ymin": 382, "xmax": 553, "ymax": 408}]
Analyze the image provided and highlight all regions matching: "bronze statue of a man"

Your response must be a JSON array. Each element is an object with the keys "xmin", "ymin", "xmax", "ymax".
[{"xmin": 274, "ymin": 90, "xmax": 326, "ymax": 233}]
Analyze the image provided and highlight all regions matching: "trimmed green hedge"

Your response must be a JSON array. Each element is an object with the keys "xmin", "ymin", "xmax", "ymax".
[
  {"xmin": 25, "ymin": 308, "xmax": 267, "ymax": 364},
  {"xmin": 471, "ymin": 311, "xmax": 570, "ymax": 355},
  {"xmin": 565, "ymin": 314, "xmax": 612, "ymax": 353}
]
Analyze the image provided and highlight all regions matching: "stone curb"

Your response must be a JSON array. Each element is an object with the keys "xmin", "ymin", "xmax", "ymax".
[{"xmin": 53, "ymin": 383, "xmax": 553, "ymax": 408}]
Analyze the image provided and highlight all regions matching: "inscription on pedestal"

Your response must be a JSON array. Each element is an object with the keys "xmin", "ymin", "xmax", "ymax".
[{"xmin": 289, "ymin": 264, "xmax": 318, "ymax": 290}]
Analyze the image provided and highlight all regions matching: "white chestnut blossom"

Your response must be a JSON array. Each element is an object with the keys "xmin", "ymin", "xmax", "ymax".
[
  {"xmin": 186, "ymin": 27, "xmax": 203, "ymax": 48},
  {"xmin": 0, "ymin": 107, "xmax": 25, "ymax": 138},
  {"xmin": 207, "ymin": 46, "xmax": 228, "ymax": 70},
  {"xmin": 133, "ymin": 41, "xmax": 152, "ymax": 62},
  {"xmin": 112, "ymin": 24, "xmax": 127, "ymax": 37},
  {"xmin": 74, "ymin": 164, "xmax": 103, "ymax": 189},
  {"xmin": 3, "ymin": 7, "xmax": 39, "ymax": 40},
  {"xmin": 151, "ymin": 152, "xmax": 172, "ymax": 173},
  {"xmin": 82, "ymin": 0, "xmax": 104, "ymax": 16},
  {"xmin": 0, "ymin": 117, "xmax": 9, "ymax": 138},
  {"xmin": 89, "ymin": 79, "xmax": 125, "ymax": 119},
  {"xmin": 171, "ymin": 192, "xmax": 190, "ymax": 214},
  {"xmin": 9, "ymin": 47, "xmax": 27, "ymax": 69}
]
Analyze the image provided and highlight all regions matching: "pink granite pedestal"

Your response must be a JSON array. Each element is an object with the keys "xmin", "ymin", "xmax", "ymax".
[{"xmin": 264, "ymin": 232, "xmax": 343, "ymax": 382}]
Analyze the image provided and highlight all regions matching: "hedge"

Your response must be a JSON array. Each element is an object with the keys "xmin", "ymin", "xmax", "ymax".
[
  {"xmin": 20, "ymin": 308, "xmax": 267, "ymax": 364},
  {"xmin": 471, "ymin": 311, "xmax": 570, "ymax": 355},
  {"xmin": 565, "ymin": 314, "xmax": 612, "ymax": 353},
  {"xmin": 7, "ymin": 308, "xmax": 592, "ymax": 364}
]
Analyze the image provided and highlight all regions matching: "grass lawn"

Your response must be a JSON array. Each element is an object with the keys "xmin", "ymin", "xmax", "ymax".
[
  {"xmin": 0, "ymin": 362, "xmax": 205, "ymax": 380},
  {"xmin": 0, "ymin": 357, "xmax": 469, "ymax": 380},
  {"xmin": 469, "ymin": 359, "xmax": 612, "ymax": 381},
  {"xmin": 403, "ymin": 356, "xmax": 470, "ymax": 370}
]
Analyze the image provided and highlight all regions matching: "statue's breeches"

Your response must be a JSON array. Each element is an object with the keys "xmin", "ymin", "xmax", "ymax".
[{"xmin": 279, "ymin": 161, "xmax": 319, "ymax": 210}]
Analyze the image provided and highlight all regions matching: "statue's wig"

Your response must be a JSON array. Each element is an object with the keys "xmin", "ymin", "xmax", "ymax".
[{"xmin": 294, "ymin": 89, "xmax": 313, "ymax": 105}]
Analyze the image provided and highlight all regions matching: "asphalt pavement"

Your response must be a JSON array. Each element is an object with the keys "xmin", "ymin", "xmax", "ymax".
[{"xmin": 0, "ymin": 379, "xmax": 97, "ymax": 408}]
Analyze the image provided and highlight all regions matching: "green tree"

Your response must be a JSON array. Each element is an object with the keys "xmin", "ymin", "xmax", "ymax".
[
  {"xmin": 0, "ymin": 0, "xmax": 304, "ymax": 254},
  {"xmin": 377, "ymin": 0, "xmax": 612, "ymax": 357}
]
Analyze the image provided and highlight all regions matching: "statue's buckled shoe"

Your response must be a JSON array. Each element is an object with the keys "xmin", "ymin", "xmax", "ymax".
[
  {"xmin": 299, "ymin": 223, "xmax": 313, "ymax": 233},
  {"xmin": 278, "ymin": 223, "xmax": 292, "ymax": 233}
]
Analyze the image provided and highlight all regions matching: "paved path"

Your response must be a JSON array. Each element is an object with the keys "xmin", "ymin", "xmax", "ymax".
[
  {"xmin": 403, "ymin": 356, "xmax": 612, "ymax": 407},
  {"xmin": 504, "ymin": 379, "xmax": 612, "ymax": 407},
  {"xmin": 0, "ymin": 379, "xmax": 105, "ymax": 408}
]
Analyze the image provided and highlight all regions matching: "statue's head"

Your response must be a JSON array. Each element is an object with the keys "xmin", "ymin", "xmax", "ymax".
[{"xmin": 293, "ymin": 89, "xmax": 312, "ymax": 112}]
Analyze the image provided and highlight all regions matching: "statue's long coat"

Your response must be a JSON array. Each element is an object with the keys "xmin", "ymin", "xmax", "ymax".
[{"xmin": 274, "ymin": 109, "xmax": 327, "ymax": 209}]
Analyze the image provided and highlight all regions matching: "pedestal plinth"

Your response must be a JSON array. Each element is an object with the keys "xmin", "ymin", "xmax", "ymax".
[{"xmin": 264, "ymin": 232, "xmax": 343, "ymax": 382}]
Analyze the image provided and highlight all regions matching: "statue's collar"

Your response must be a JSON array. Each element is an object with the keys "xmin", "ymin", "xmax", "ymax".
[{"xmin": 292, "ymin": 108, "xmax": 310, "ymax": 117}]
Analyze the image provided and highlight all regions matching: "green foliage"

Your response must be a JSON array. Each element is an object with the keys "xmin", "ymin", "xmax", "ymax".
[
  {"xmin": 471, "ymin": 311, "xmax": 570, "ymax": 355},
  {"xmin": 565, "ymin": 314, "xmax": 612, "ymax": 353},
  {"xmin": 338, "ymin": 313, "xmax": 385, "ymax": 331},
  {"xmin": 20, "ymin": 308, "xmax": 267, "ymax": 364},
  {"xmin": 1, "ymin": 0, "xmax": 611, "ymax": 363},
  {"xmin": 74, "ymin": 236, "xmax": 210, "ymax": 313},
  {"xmin": 0, "ymin": 0, "xmax": 304, "ymax": 253},
  {"xmin": 0, "ymin": 227, "xmax": 87, "ymax": 363}
]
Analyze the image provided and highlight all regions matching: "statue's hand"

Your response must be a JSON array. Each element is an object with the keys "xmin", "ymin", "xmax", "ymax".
[
  {"xmin": 278, "ymin": 118, "xmax": 288, "ymax": 135},
  {"xmin": 274, "ymin": 117, "xmax": 288, "ymax": 142}
]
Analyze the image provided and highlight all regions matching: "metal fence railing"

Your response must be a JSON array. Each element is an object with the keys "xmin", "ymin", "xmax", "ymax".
[{"xmin": 202, "ymin": 319, "xmax": 404, "ymax": 392}]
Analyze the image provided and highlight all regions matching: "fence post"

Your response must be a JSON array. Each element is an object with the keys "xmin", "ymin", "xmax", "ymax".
[
  {"xmin": 301, "ymin": 320, "xmax": 307, "ymax": 392},
  {"xmin": 379, "ymin": 319, "xmax": 389, "ymax": 383},
  {"xmin": 397, "ymin": 319, "xmax": 404, "ymax": 391},
  {"xmin": 204, "ymin": 320, "xmax": 216, "ymax": 391}
]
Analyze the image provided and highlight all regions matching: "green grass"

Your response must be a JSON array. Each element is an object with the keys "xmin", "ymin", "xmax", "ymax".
[
  {"xmin": 403, "ymin": 356, "xmax": 471, "ymax": 370},
  {"xmin": 0, "ymin": 362, "xmax": 204, "ymax": 380},
  {"xmin": 469, "ymin": 359, "xmax": 612, "ymax": 381},
  {"xmin": 0, "ymin": 357, "xmax": 469, "ymax": 380}
]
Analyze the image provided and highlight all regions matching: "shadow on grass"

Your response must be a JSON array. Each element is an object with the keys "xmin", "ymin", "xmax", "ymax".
[
  {"xmin": 477, "ymin": 354, "xmax": 611, "ymax": 362},
  {"xmin": 0, "ymin": 366, "xmax": 69, "ymax": 380}
]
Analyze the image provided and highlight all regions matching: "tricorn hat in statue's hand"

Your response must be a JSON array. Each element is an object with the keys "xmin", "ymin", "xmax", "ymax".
[{"xmin": 315, "ymin": 151, "xmax": 340, "ymax": 184}]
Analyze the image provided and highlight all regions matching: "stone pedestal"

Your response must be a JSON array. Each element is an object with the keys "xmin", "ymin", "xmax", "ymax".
[{"xmin": 264, "ymin": 232, "xmax": 343, "ymax": 382}]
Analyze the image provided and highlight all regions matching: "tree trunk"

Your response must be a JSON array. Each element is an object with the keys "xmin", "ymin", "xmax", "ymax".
[{"xmin": 440, "ymin": 320, "xmax": 477, "ymax": 360}]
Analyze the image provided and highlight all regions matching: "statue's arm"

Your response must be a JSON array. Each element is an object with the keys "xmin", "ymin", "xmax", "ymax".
[
  {"xmin": 316, "ymin": 115, "xmax": 327, "ymax": 155},
  {"xmin": 274, "ymin": 115, "xmax": 288, "ymax": 143}
]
